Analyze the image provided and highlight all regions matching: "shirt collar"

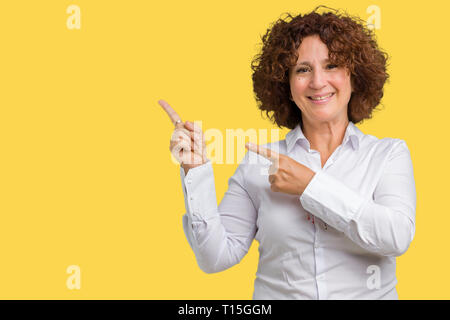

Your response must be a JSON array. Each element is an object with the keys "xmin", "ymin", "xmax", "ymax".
[{"xmin": 285, "ymin": 121, "xmax": 363, "ymax": 154}]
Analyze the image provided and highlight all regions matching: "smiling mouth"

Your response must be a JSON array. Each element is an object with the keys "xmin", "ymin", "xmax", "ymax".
[{"xmin": 307, "ymin": 92, "xmax": 335, "ymax": 101}]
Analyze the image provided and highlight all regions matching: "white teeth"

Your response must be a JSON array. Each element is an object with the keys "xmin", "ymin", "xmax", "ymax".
[{"xmin": 310, "ymin": 93, "xmax": 333, "ymax": 101}]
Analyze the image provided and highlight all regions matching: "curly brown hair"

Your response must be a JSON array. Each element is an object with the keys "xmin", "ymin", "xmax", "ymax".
[{"xmin": 251, "ymin": 5, "xmax": 390, "ymax": 129}]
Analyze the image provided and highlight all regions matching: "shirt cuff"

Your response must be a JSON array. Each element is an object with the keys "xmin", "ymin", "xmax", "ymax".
[
  {"xmin": 299, "ymin": 169, "xmax": 368, "ymax": 230},
  {"xmin": 179, "ymin": 160, "xmax": 218, "ymax": 221}
]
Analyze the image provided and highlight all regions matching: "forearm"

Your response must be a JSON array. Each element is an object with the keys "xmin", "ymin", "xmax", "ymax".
[
  {"xmin": 180, "ymin": 161, "xmax": 256, "ymax": 273},
  {"xmin": 300, "ymin": 169, "xmax": 416, "ymax": 257}
]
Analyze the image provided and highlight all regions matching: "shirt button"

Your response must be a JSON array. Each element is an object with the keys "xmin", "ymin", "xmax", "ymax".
[
  {"xmin": 317, "ymin": 274, "xmax": 325, "ymax": 280},
  {"xmin": 187, "ymin": 178, "xmax": 192, "ymax": 184},
  {"xmin": 314, "ymin": 243, "xmax": 320, "ymax": 249}
]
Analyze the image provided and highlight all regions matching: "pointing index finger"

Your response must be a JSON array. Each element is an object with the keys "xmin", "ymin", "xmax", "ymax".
[
  {"xmin": 245, "ymin": 142, "xmax": 279, "ymax": 162},
  {"xmin": 158, "ymin": 99, "xmax": 183, "ymax": 127}
]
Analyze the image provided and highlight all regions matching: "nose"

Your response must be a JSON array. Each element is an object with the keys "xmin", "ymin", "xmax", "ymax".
[{"xmin": 309, "ymin": 68, "xmax": 327, "ymax": 90}]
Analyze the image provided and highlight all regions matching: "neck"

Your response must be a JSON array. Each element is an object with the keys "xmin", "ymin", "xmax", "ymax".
[{"xmin": 301, "ymin": 118, "xmax": 349, "ymax": 153}]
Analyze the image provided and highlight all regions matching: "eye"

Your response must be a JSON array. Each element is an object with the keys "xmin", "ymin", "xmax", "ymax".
[
  {"xmin": 296, "ymin": 67, "xmax": 309, "ymax": 73},
  {"xmin": 296, "ymin": 64, "xmax": 338, "ymax": 73}
]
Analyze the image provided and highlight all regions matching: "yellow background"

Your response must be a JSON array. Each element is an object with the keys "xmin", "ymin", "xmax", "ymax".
[{"xmin": 0, "ymin": 0, "xmax": 447, "ymax": 299}]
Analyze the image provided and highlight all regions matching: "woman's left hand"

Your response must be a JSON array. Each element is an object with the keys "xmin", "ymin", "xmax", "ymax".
[{"xmin": 245, "ymin": 142, "xmax": 316, "ymax": 196}]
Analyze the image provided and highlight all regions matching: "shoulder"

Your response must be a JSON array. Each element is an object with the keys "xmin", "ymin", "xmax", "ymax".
[
  {"xmin": 360, "ymin": 134, "xmax": 411, "ymax": 163},
  {"xmin": 362, "ymin": 133, "xmax": 408, "ymax": 151}
]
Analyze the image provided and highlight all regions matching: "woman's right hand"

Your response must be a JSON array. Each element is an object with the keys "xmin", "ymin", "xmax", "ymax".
[{"xmin": 158, "ymin": 99, "xmax": 208, "ymax": 174}]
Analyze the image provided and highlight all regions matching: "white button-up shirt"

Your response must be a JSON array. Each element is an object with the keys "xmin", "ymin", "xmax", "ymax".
[{"xmin": 180, "ymin": 121, "xmax": 416, "ymax": 300}]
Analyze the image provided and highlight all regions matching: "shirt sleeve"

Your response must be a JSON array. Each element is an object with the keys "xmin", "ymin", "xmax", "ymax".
[
  {"xmin": 299, "ymin": 139, "xmax": 416, "ymax": 257},
  {"xmin": 180, "ymin": 152, "xmax": 257, "ymax": 273}
]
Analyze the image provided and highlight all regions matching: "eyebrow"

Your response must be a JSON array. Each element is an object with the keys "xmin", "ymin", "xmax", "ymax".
[{"xmin": 296, "ymin": 58, "xmax": 330, "ymax": 66}]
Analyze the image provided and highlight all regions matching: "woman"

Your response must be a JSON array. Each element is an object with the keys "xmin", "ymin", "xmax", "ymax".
[{"xmin": 158, "ymin": 6, "xmax": 416, "ymax": 299}]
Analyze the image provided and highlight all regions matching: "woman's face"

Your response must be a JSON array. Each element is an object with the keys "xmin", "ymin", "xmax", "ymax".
[{"xmin": 289, "ymin": 34, "xmax": 353, "ymax": 126}]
